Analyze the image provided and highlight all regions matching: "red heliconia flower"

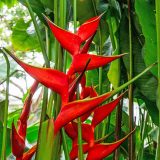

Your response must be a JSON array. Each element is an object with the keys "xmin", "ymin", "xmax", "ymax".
[
  {"xmin": 91, "ymin": 92, "xmax": 125, "ymax": 130},
  {"xmin": 11, "ymin": 81, "xmax": 38, "ymax": 159},
  {"xmin": 86, "ymin": 128, "xmax": 136, "ymax": 160},
  {"xmin": 45, "ymin": 15, "xmax": 102, "ymax": 56},
  {"xmin": 11, "ymin": 123, "xmax": 25, "ymax": 158},
  {"xmin": 67, "ymin": 53, "xmax": 126, "ymax": 76},
  {"xmin": 6, "ymin": 49, "xmax": 69, "ymax": 105},
  {"xmin": 72, "ymin": 122, "xmax": 94, "ymax": 147},
  {"xmin": 80, "ymin": 86, "xmax": 98, "ymax": 122},
  {"xmin": 70, "ymin": 128, "xmax": 135, "ymax": 160},
  {"xmin": 22, "ymin": 145, "xmax": 37, "ymax": 160},
  {"xmin": 65, "ymin": 122, "xmax": 94, "ymax": 147},
  {"xmin": 69, "ymin": 59, "xmax": 91, "ymax": 102},
  {"xmin": 70, "ymin": 143, "xmax": 90, "ymax": 160},
  {"xmin": 79, "ymin": 34, "xmax": 96, "ymax": 54},
  {"xmin": 54, "ymin": 91, "xmax": 112, "ymax": 135}
]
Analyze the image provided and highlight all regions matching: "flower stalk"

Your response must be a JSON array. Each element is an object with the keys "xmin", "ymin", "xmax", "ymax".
[{"xmin": 0, "ymin": 49, "xmax": 10, "ymax": 160}]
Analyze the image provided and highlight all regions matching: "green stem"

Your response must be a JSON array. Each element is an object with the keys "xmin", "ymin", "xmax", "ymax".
[
  {"xmin": 0, "ymin": 49, "xmax": 10, "ymax": 160},
  {"xmin": 62, "ymin": 128, "xmax": 70, "ymax": 160},
  {"xmin": 92, "ymin": 0, "xmax": 103, "ymax": 139},
  {"xmin": 112, "ymin": 62, "xmax": 157, "ymax": 96},
  {"xmin": 156, "ymin": 0, "xmax": 160, "ymax": 159},
  {"xmin": 0, "ymin": 70, "xmax": 18, "ymax": 85},
  {"xmin": 138, "ymin": 111, "xmax": 148, "ymax": 160},
  {"xmin": 127, "ymin": 0, "xmax": 134, "ymax": 159},
  {"xmin": 25, "ymin": 0, "xmax": 50, "ymax": 68},
  {"xmin": 73, "ymin": 1, "xmax": 83, "ymax": 159}
]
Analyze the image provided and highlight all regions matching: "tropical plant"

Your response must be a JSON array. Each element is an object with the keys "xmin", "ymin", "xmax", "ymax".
[{"xmin": 0, "ymin": 0, "xmax": 159, "ymax": 160}]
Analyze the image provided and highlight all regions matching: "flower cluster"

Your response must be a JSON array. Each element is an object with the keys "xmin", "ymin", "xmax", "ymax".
[{"xmin": 9, "ymin": 14, "xmax": 134, "ymax": 160}]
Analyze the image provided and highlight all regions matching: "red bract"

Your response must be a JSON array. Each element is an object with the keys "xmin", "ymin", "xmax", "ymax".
[
  {"xmin": 70, "ymin": 129, "xmax": 135, "ymax": 160},
  {"xmin": 70, "ymin": 143, "xmax": 90, "ymax": 160},
  {"xmin": 22, "ymin": 145, "xmax": 37, "ymax": 160},
  {"xmin": 72, "ymin": 122, "xmax": 94, "ymax": 147},
  {"xmin": 54, "ymin": 91, "xmax": 112, "ymax": 134},
  {"xmin": 11, "ymin": 81, "xmax": 38, "ymax": 159},
  {"xmin": 79, "ymin": 34, "xmax": 96, "ymax": 54},
  {"xmin": 6, "ymin": 50, "xmax": 69, "ymax": 105},
  {"xmin": 67, "ymin": 53, "xmax": 126, "ymax": 76},
  {"xmin": 91, "ymin": 92, "xmax": 125, "ymax": 129},
  {"xmin": 86, "ymin": 128, "xmax": 136, "ymax": 160},
  {"xmin": 45, "ymin": 15, "xmax": 102, "ymax": 56},
  {"xmin": 69, "ymin": 59, "xmax": 90, "ymax": 102},
  {"xmin": 11, "ymin": 123, "xmax": 25, "ymax": 158}
]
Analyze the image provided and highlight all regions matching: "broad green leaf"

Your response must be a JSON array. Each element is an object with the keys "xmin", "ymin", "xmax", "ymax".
[
  {"xmin": 86, "ymin": 69, "xmax": 99, "ymax": 87},
  {"xmin": 0, "ymin": 0, "xmax": 17, "ymax": 8},
  {"xmin": 119, "ymin": 14, "xmax": 158, "ymax": 125},
  {"xmin": 119, "ymin": 14, "xmax": 157, "ymax": 101},
  {"xmin": 107, "ymin": 51, "xmax": 120, "ymax": 89},
  {"xmin": 135, "ymin": 0, "xmax": 157, "ymax": 76},
  {"xmin": 27, "ymin": 124, "xmax": 39, "ymax": 143},
  {"xmin": 11, "ymin": 18, "xmax": 40, "ymax": 51},
  {"xmin": 36, "ymin": 119, "xmax": 54, "ymax": 160},
  {"xmin": 40, "ymin": 0, "xmax": 54, "ymax": 11},
  {"xmin": 148, "ymin": 127, "xmax": 158, "ymax": 142}
]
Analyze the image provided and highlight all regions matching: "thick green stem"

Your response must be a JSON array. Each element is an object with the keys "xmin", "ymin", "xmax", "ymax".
[
  {"xmin": 138, "ymin": 111, "xmax": 148, "ymax": 160},
  {"xmin": 73, "ymin": 0, "xmax": 83, "ymax": 159},
  {"xmin": 25, "ymin": 0, "xmax": 50, "ymax": 67},
  {"xmin": 127, "ymin": 0, "xmax": 134, "ymax": 159},
  {"xmin": 156, "ymin": 0, "xmax": 160, "ymax": 159},
  {"xmin": 0, "ymin": 50, "xmax": 10, "ymax": 160},
  {"xmin": 112, "ymin": 62, "xmax": 157, "ymax": 96},
  {"xmin": 92, "ymin": 0, "xmax": 103, "ymax": 139},
  {"xmin": 62, "ymin": 128, "xmax": 70, "ymax": 160}
]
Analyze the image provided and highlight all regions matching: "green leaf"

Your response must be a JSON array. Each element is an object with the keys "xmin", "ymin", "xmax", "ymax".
[
  {"xmin": 120, "ymin": 14, "xmax": 157, "ymax": 101},
  {"xmin": 0, "ymin": 0, "xmax": 17, "ymax": 8},
  {"xmin": 135, "ymin": 0, "xmax": 157, "ymax": 76},
  {"xmin": 36, "ymin": 119, "xmax": 55, "ymax": 160},
  {"xmin": 107, "ymin": 48, "xmax": 120, "ymax": 89},
  {"xmin": 11, "ymin": 18, "xmax": 40, "ymax": 51},
  {"xmin": 120, "ymin": 14, "xmax": 159, "ymax": 125},
  {"xmin": 40, "ymin": 0, "xmax": 54, "ymax": 11},
  {"xmin": 86, "ymin": 69, "xmax": 99, "ymax": 87},
  {"xmin": 27, "ymin": 124, "xmax": 39, "ymax": 143},
  {"xmin": 19, "ymin": 0, "xmax": 46, "ymax": 24}
]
